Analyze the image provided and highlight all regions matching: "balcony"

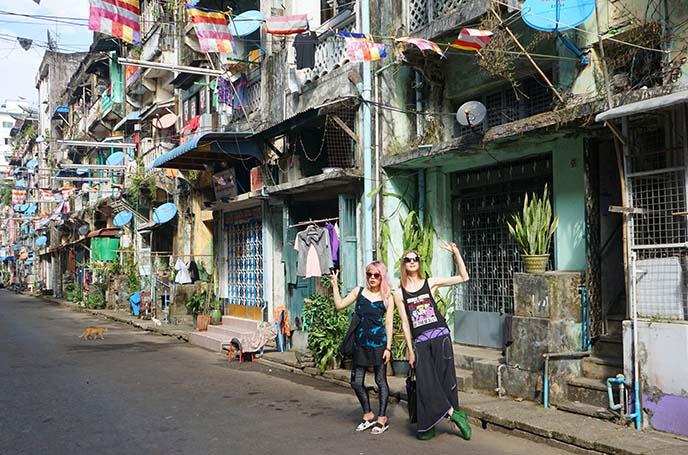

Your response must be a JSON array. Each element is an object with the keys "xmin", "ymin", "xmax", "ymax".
[{"xmin": 408, "ymin": 0, "xmax": 489, "ymax": 37}]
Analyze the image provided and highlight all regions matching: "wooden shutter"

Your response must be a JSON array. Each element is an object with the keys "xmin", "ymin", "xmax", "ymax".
[{"xmin": 339, "ymin": 194, "xmax": 358, "ymax": 293}]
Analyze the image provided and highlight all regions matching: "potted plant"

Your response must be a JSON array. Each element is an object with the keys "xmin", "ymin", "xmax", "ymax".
[
  {"xmin": 391, "ymin": 338, "xmax": 410, "ymax": 376},
  {"xmin": 186, "ymin": 291, "xmax": 209, "ymax": 330},
  {"xmin": 507, "ymin": 184, "xmax": 559, "ymax": 273},
  {"xmin": 209, "ymin": 298, "xmax": 223, "ymax": 325}
]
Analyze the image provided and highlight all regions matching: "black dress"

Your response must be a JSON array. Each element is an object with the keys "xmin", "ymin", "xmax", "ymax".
[{"xmin": 352, "ymin": 287, "xmax": 387, "ymax": 367}]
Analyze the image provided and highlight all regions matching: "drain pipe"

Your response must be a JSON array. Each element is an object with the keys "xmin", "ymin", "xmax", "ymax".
[
  {"xmin": 543, "ymin": 351, "xmax": 591, "ymax": 408},
  {"xmin": 373, "ymin": 62, "xmax": 399, "ymax": 254},
  {"xmin": 360, "ymin": 0, "xmax": 373, "ymax": 265},
  {"xmin": 606, "ymin": 374, "xmax": 628, "ymax": 415}
]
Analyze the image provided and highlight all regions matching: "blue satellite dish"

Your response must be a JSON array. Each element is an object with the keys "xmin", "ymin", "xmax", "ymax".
[
  {"xmin": 229, "ymin": 10, "xmax": 264, "ymax": 37},
  {"xmin": 13, "ymin": 204, "xmax": 21, "ymax": 211},
  {"xmin": 114, "ymin": 210, "xmax": 133, "ymax": 227},
  {"xmin": 16, "ymin": 179, "xmax": 27, "ymax": 187},
  {"xmin": 25, "ymin": 204, "xmax": 37, "ymax": 215},
  {"xmin": 152, "ymin": 203, "xmax": 177, "ymax": 224},
  {"xmin": 106, "ymin": 151, "xmax": 125, "ymax": 166},
  {"xmin": 76, "ymin": 168, "xmax": 89, "ymax": 175},
  {"xmin": 35, "ymin": 236, "xmax": 48, "ymax": 247},
  {"xmin": 16, "ymin": 203, "xmax": 28, "ymax": 212},
  {"xmin": 26, "ymin": 159, "xmax": 38, "ymax": 169},
  {"xmin": 521, "ymin": 0, "xmax": 596, "ymax": 32}
]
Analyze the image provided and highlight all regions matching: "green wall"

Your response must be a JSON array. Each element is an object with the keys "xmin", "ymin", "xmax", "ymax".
[{"xmin": 552, "ymin": 137, "xmax": 586, "ymax": 272}]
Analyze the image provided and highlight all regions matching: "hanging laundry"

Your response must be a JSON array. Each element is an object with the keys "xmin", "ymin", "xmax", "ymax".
[
  {"xmin": 337, "ymin": 31, "xmax": 387, "ymax": 62},
  {"xmin": 231, "ymin": 74, "xmax": 249, "ymax": 110},
  {"xmin": 324, "ymin": 222, "xmax": 340, "ymax": 266},
  {"xmin": 88, "ymin": 0, "xmax": 141, "ymax": 45},
  {"xmin": 188, "ymin": 260, "xmax": 200, "ymax": 283},
  {"xmin": 293, "ymin": 31, "xmax": 318, "ymax": 69},
  {"xmin": 452, "ymin": 28, "xmax": 495, "ymax": 51},
  {"xmin": 294, "ymin": 224, "xmax": 333, "ymax": 277},
  {"xmin": 174, "ymin": 258, "xmax": 193, "ymax": 284},
  {"xmin": 186, "ymin": 4, "xmax": 237, "ymax": 54},
  {"xmin": 216, "ymin": 77, "xmax": 233, "ymax": 105},
  {"xmin": 395, "ymin": 36, "xmax": 446, "ymax": 58},
  {"xmin": 265, "ymin": 14, "xmax": 309, "ymax": 35}
]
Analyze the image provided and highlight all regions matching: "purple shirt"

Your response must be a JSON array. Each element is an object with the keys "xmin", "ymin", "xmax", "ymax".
[{"xmin": 325, "ymin": 223, "xmax": 339, "ymax": 264}]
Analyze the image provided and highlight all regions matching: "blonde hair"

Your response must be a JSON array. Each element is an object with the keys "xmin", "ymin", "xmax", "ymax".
[
  {"xmin": 399, "ymin": 250, "xmax": 424, "ymax": 289},
  {"xmin": 366, "ymin": 261, "xmax": 391, "ymax": 300}
]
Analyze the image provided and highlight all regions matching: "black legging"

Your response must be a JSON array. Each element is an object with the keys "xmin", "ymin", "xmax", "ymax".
[{"xmin": 350, "ymin": 364, "xmax": 389, "ymax": 417}]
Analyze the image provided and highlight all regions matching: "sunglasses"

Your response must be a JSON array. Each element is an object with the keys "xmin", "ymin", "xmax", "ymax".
[
  {"xmin": 366, "ymin": 272, "xmax": 381, "ymax": 279},
  {"xmin": 403, "ymin": 256, "xmax": 420, "ymax": 263}
]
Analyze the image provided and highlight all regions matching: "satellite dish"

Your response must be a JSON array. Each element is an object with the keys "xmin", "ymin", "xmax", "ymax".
[
  {"xmin": 155, "ymin": 112, "xmax": 178, "ymax": 129},
  {"xmin": 456, "ymin": 101, "xmax": 487, "ymax": 127},
  {"xmin": 78, "ymin": 224, "xmax": 90, "ymax": 236},
  {"xmin": 113, "ymin": 210, "xmax": 133, "ymax": 227},
  {"xmin": 26, "ymin": 159, "xmax": 38, "ymax": 169},
  {"xmin": 521, "ymin": 0, "xmax": 596, "ymax": 32},
  {"xmin": 106, "ymin": 151, "xmax": 125, "ymax": 166},
  {"xmin": 229, "ymin": 10, "xmax": 264, "ymax": 37},
  {"xmin": 35, "ymin": 236, "xmax": 48, "ymax": 247},
  {"xmin": 35, "ymin": 135, "xmax": 45, "ymax": 143},
  {"xmin": 76, "ymin": 168, "xmax": 89, "ymax": 175},
  {"xmin": 152, "ymin": 202, "xmax": 177, "ymax": 224}
]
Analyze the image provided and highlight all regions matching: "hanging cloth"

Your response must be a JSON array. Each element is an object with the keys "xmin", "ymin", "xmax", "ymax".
[
  {"xmin": 173, "ymin": 258, "xmax": 192, "ymax": 284},
  {"xmin": 293, "ymin": 31, "xmax": 318, "ymax": 69},
  {"xmin": 324, "ymin": 222, "xmax": 339, "ymax": 266},
  {"xmin": 294, "ymin": 225, "xmax": 333, "ymax": 277}
]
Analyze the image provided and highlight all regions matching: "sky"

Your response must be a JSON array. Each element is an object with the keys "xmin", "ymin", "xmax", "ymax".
[{"xmin": 0, "ymin": 0, "xmax": 91, "ymax": 106}]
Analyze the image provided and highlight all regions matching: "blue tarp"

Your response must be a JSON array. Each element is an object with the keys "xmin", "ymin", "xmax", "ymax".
[
  {"xmin": 113, "ymin": 110, "xmax": 141, "ymax": 131},
  {"xmin": 147, "ymin": 132, "xmax": 261, "ymax": 170}
]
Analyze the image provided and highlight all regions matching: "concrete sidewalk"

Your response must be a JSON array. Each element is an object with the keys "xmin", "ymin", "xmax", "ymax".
[{"xmin": 45, "ymin": 296, "xmax": 688, "ymax": 455}]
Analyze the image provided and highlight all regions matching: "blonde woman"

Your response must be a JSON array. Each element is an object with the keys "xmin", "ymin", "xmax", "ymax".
[{"xmin": 393, "ymin": 241, "xmax": 472, "ymax": 441}]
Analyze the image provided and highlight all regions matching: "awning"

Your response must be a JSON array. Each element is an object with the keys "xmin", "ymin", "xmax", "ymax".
[
  {"xmin": 147, "ymin": 132, "xmax": 262, "ymax": 170},
  {"xmin": 51, "ymin": 105, "xmax": 69, "ymax": 119},
  {"xmin": 596, "ymin": 90, "xmax": 688, "ymax": 122},
  {"xmin": 86, "ymin": 228, "xmax": 122, "ymax": 238},
  {"xmin": 113, "ymin": 111, "xmax": 141, "ymax": 131},
  {"xmin": 255, "ymin": 97, "xmax": 358, "ymax": 140},
  {"xmin": 265, "ymin": 168, "xmax": 362, "ymax": 197}
]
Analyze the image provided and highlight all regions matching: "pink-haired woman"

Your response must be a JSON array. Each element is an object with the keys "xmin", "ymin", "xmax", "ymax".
[{"xmin": 331, "ymin": 261, "xmax": 395, "ymax": 435}]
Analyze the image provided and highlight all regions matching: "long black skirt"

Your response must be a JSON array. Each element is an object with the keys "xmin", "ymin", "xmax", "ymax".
[{"xmin": 414, "ymin": 333, "xmax": 459, "ymax": 433}]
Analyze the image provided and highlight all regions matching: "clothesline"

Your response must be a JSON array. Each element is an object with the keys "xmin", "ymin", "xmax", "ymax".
[{"xmin": 288, "ymin": 216, "xmax": 339, "ymax": 229}]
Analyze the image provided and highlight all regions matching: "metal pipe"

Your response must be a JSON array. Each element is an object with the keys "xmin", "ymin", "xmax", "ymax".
[
  {"xmin": 542, "ymin": 351, "xmax": 591, "ymax": 408},
  {"xmin": 630, "ymin": 250, "xmax": 642, "ymax": 429},
  {"xmin": 57, "ymin": 140, "xmax": 137, "ymax": 148},
  {"xmin": 361, "ymin": 0, "xmax": 373, "ymax": 265},
  {"xmin": 117, "ymin": 57, "xmax": 223, "ymax": 76},
  {"xmin": 496, "ymin": 364, "xmax": 506, "ymax": 399}
]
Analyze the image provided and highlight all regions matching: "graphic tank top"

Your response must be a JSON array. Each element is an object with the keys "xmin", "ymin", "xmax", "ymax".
[{"xmin": 401, "ymin": 279, "xmax": 447, "ymax": 338}]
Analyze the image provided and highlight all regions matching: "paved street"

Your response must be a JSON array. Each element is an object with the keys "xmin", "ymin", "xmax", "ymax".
[{"xmin": 0, "ymin": 290, "xmax": 573, "ymax": 455}]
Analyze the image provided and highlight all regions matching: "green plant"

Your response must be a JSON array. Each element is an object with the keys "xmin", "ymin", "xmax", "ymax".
[
  {"xmin": 64, "ymin": 282, "xmax": 83, "ymax": 304},
  {"xmin": 186, "ymin": 291, "xmax": 207, "ymax": 315},
  {"xmin": 303, "ymin": 279, "xmax": 351, "ymax": 373},
  {"xmin": 507, "ymin": 184, "xmax": 559, "ymax": 255},
  {"xmin": 85, "ymin": 289, "xmax": 104, "ymax": 309},
  {"xmin": 209, "ymin": 299, "xmax": 221, "ymax": 311}
]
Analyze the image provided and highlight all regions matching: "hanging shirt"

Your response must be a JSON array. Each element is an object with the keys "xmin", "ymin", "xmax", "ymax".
[
  {"xmin": 324, "ymin": 222, "xmax": 339, "ymax": 265},
  {"xmin": 293, "ymin": 31, "xmax": 318, "ymax": 69},
  {"xmin": 174, "ymin": 258, "xmax": 192, "ymax": 284},
  {"xmin": 294, "ymin": 225, "xmax": 333, "ymax": 277}
]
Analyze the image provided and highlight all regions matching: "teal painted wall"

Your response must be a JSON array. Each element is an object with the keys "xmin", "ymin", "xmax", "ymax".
[{"xmin": 552, "ymin": 137, "xmax": 586, "ymax": 272}]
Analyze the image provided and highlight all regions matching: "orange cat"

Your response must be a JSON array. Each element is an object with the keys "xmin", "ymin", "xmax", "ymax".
[{"xmin": 79, "ymin": 327, "xmax": 108, "ymax": 340}]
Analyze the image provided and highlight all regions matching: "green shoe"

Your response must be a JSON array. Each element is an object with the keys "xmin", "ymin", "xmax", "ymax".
[
  {"xmin": 416, "ymin": 428, "xmax": 436, "ymax": 440},
  {"xmin": 450, "ymin": 410, "xmax": 471, "ymax": 440}
]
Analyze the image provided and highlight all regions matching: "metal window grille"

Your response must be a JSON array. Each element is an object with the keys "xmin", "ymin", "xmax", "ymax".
[
  {"xmin": 325, "ymin": 107, "xmax": 356, "ymax": 168},
  {"xmin": 227, "ymin": 212, "xmax": 264, "ymax": 309},
  {"xmin": 453, "ymin": 156, "xmax": 553, "ymax": 314},
  {"xmin": 626, "ymin": 113, "xmax": 688, "ymax": 320}
]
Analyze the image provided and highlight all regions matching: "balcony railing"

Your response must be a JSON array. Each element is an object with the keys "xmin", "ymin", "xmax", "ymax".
[
  {"xmin": 409, "ymin": 0, "xmax": 471, "ymax": 33},
  {"xmin": 301, "ymin": 17, "xmax": 356, "ymax": 83}
]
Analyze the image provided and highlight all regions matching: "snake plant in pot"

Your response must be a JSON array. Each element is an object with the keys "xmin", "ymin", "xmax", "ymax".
[{"xmin": 507, "ymin": 184, "xmax": 559, "ymax": 273}]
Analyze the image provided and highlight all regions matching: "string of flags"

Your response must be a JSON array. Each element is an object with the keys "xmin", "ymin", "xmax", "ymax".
[
  {"xmin": 185, "ymin": 4, "xmax": 237, "ymax": 54},
  {"xmin": 88, "ymin": 0, "xmax": 141, "ymax": 45}
]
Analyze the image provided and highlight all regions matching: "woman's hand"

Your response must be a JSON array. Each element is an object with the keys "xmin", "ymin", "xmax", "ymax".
[
  {"xmin": 330, "ymin": 270, "xmax": 339, "ymax": 288},
  {"xmin": 383, "ymin": 348, "xmax": 391, "ymax": 364},
  {"xmin": 438, "ymin": 239, "xmax": 459, "ymax": 254},
  {"xmin": 408, "ymin": 348, "xmax": 416, "ymax": 368}
]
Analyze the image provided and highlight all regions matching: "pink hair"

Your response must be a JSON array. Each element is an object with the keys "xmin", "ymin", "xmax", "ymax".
[{"xmin": 366, "ymin": 261, "xmax": 391, "ymax": 300}]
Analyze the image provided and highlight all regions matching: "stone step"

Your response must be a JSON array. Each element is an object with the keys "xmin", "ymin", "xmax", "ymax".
[
  {"xmin": 582, "ymin": 355, "xmax": 624, "ymax": 380},
  {"xmin": 189, "ymin": 331, "xmax": 230, "ymax": 352},
  {"xmin": 567, "ymin": 376, "xmax": 617, "ymax": 409},
  {"xmin": 205, "ymin": 324, "xmax": 255, "ymax": 339},
  {"xmin": 189, "ymin": 316, "xmax": 264, "ymax": 352},
  {"xmin": 593, "ymin": 334, "xmax": 623, "ymax": 358},
  {"xmin": 556, "ymin": 400, "xmax": 617, "ymax": 421},
  {"xmin": 456, "ymin": 368, "xmax": 473, "ymax": 391},
  {"xmin": 453, "ymin": 344, "xmax": 505, "ymax": 370},
  {"xmin": 607, "ymin": 313, "xmax": 625, "ymax": 336}
]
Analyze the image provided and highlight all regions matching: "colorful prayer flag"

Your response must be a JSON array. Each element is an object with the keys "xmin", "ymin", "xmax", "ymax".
[
  {"xmin": 395, "ymin": 36, "xmax": 446, "ymax": 59},
  {"xmin": 265, "ymin": 14, "xmax": 309, "ymax": 35},
  {"xmin": 452, "ymin": 28, "xmax": 495, "ymax": 51},
  {"xmin": 186, "ymin": 5, "xmax": 237, "ymax": 54},
  {"xmin": 337, "ymin": 32, "xmax": 387, "ymax": 62},
  {"xmin": 88, "ymin": 0, "xmax": 141, "ymax": 45},
  {"xmin": 11, "ymin": 189, "xmax": 26, "ymax": 205}
]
